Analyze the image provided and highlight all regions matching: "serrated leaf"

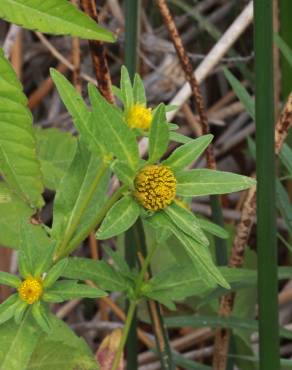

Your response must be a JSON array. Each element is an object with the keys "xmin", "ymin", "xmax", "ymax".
[
  {"xmin": 0, "ymin": 0, "xmax": 114, "ymax": 42},
  {"xmin": 133, "ymin": 73, "xmax": 146, "ymax": 105},
  {"xmin": 112, "ymin": 160, "xmax": 136, "ymax": 188},
  {"xmin": 0, "ymin": 49, "xmax": 43, "ymax": 208},
  {"xmin": 223, "ymin": 67, "xmax": 255, "ymax": 120},
  {"xmin": 97, "ymin": 195, "xmax": 140, "ymax": 239},
  {"xmin": 176, "ymin": 169, "xmax": 256, "ymax": 197},
  {"xmin": 120, "ymin": 66, "xmax": 134, "ymax": 109},
  {"xmin": 63, "ymin": 257, "xmax": 131, "ymax": 292},
  {"xmin": 43, "ymin": 258, "xmax": 68, "ymax": 288},
  {"xmin": 0, "ymin": 271, "xmax": 21, "ymax": 288},
  {"xmin": 43, "ymin": 280, "xmax": 106, "ymax": 302},
  {"xmin": 51, "ymin": 69, "xmax": 105, "ymax": 156},
  {"xmin": 52, "ymin": 141, "xmax": 110, "ymax": 257},
  {"xmin": 35, "ymin": 127, "xmax": 77, "ymax": 190},
  {"xmin": 163, "ymin": 134, "xmax": 213, "ymax": 170},
  {"xmin": 164, "ymin": 202, "xmax": 209, "ymax": 246},
  {"xmin": 197, "ymin": 217, "xmax": 229, "ymax": 239},
  {"xmin": 89, "ymin": 84, "xmax": 139, "ymax": 170},
  {"xmin": 0, "ymin": 310, "xmax": 40, "ymax": 370},
  {"xmin": 148, "ymin": 104, "xmax": 169, "ymax": 163}
]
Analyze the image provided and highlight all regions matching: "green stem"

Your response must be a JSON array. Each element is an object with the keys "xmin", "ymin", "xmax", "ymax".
[
  {"xmin": 55, "ymin": 184, "xmax": 128, "ymax": 260},
  {"xmin": 254, "ymin": 1, "xmax": 280, "ymax": 369}
]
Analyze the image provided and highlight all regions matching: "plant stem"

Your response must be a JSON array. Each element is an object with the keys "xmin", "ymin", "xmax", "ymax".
[{"xmin": 254, "ymin": 1, "xmax": 280, "ymax": 369}]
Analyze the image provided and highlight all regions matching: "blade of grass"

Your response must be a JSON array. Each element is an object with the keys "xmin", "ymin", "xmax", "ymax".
[{"xmin": 254, "ymin": 1, "xmax": 280, "ymax": 369}]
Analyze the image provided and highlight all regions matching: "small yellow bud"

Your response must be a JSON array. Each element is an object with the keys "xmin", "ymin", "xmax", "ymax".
[
  {"xmin": 133, "ymin": 165, "xmax": 177, "ymax": 211},
  {"xmin": 18, "ymin": 276, "xmax": 43, "ymax": 304},
  {"xmin": 126, "ymin": 104, "xmax": 152, "ymax": 130}
]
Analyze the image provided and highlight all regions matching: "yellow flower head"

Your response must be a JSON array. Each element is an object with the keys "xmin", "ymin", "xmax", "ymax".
[
  {"xmin": 134, "ymin": 165, "xmax": 176, "ymax": 211},
  {"xmin": 127, "ymin": 104, "xmax": 152, "ymax": 130},
  {"xmin": 18, "ymin": 276, "xmax": 43, "ymax": 304}
]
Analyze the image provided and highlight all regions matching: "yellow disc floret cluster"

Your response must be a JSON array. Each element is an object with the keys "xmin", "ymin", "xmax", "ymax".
[
  {"xmin": 18, "ymin": 276, "xmax": 43, "ymax": 304},
  {"xmin": 127, "ymin": 104, "xmax": 153, "ymax": 130},
  {"xmin": 134, "ymin": 165, "xmax": 177, "ymax": 211}
]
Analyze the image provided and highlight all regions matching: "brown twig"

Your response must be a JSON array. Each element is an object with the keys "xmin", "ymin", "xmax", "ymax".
[
  {"xmin": 79, "ymin": 0, "xmax": 114, "ymax": 103},
  {"xmin": 212, "ymin": 92, "xmax": 292, "ymax": 370},
  {"xmin": 71, "ymin": 0, "xmax": 82, "ymax": 93},
  {"xmin": 156, "ymin": 0, "xmax": 216, "ymax": 170}
]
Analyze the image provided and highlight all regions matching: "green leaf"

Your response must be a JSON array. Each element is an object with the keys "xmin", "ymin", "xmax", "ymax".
[
  {"xmin": 223, "ymin": 67, "xmax": 255, "ymax": 120},
  {"xmin": 51, "ymin": 69, "xmax": 105, "ymax": 156},
  {"xmin": 280, "ymin": 143, "xmax": 292, "ymax": 175},
  {"xmin": 274, "ymin": 33, "xmax": 292, "ymax": 68},
  {"xmin": 18, "ymin": 220, "xmax": 54, "ymax": 277},
  {"xmin": 0, "ymin": 294, "xmax": 19, "ymax": 326},
  {"xmin": 31, "ymin": 302, "xmax": 52, "ymax": 333},
  {"xmin": 0, "ymin": 49, "xmax": 43, "ymax": 209},
  {"xmin": 89, "ymin": 84, "xmax": 139, "ymax": 170},
  {"xmin": 43, "ymin": 258, "xmax": 68, "ymax": 288},
  {"xmin": 102, "ymin": 245, "xmax": 132, "ymax": 277},
  {"xmin": 164, "ymin": 202, "xmax": 209, "ymax": 246},
  {"xmin": 35, "ymin": 127, "xmax": 77, "ymax": 190},
  {"xmin": 0, "ymin": 0, "xmax": 114, "ymax": 42},
  {"xmin": 197, "ymin": 217, "xmax": 229, "ymax": 239},
  {"xmin": 52, "ymin": 141, "xmax": 109, "ymax": 254},
  {"xmin": 0, "ymin": 271, "xmax": 21, "ymax": 288},
  {"xmin": 120, "ymin": 66, "xmax": 134, "ymax": 109},
  {"xmin": 112, "ymin": 160, "xmax": 136, "ymax": 188},
  {"xmin": 169, "ymin": 131, "xmax": 193, "ymax": 144},
  {"xmin": 176, "ymin": 169, "xmax": 256, "ymax": 197},
  {"xmin": 63, "ymin": 257, "xmax": 131, "ymax": 292},
  {"xmin": 276, "ymin": 180, "xmax": 292, "ymax": 234},
  {"xmin": 97, "ymin": 195, "xmax": 140, "ymax": 239},
  {"xmin": 13, "ymin": 300, "xmax": 28, "ymax": 325},
  {"xmin": 43, "ymin": 280, "xmax": 106, "ymax": 302},
  {"xmin": 0, "ymin": 310, "xmax": 40, "ymax": 370},
  {"xmin": 163, "ymin": 134, "xmax": 213, "ymax": 170},
  {"xmin": 148, "ymin": 104, "xmax": 169, "ymax": 163},
  {"xmin": 27, "ymin": 315, "xmax": 99, "ymax": 370},
  {"xmin": 133, "ymin": 73, "xmax": 146, "ymax": 105}
]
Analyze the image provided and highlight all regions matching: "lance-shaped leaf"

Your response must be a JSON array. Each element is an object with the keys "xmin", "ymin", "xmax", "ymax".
[
  {"xmin": 52, "ymin": 142, "xmax": 110, "ymax": 256},
  {"xmin": 0, "ymin": 0, "xmax": 114, "ymax": 42},
  {"xmin": 112, "ymin": 160, "xmax": 136, "ymax": 188},
  {"xmin": 0, "ymin": 49, "xmax": 43, "ymax": 209},
  {"xmin": 163, "ymin": 202, "xmax": 209, "ymax": 246},
  {"xmin": 14, "ymin": 300, "xmax": 28, "ymax": 325},
  {"xmin": 133, "ymin": 73, "xmax": 146, "ymax": 105},
  {"xmin": 63, "ymin": 257, "xmax": 131, "ymax": 292},
  {"xmin": 276, "ymin": 179, "xmax": 292, "ymax": 234},
  {"xmin": 43, "ymin": 280, "xmax": 106, "ymax": 303},
  {"xmin": 148, "ymin": 104, "xmax": 169, "ymax": 163},
  {"xmin": 0, "ymin": 294, "xmax": 19, "ymax": 326},
  {"xmin": 35, "ymin": 127, "xmax": 77, "ymax": 191},
  {"xmin": 148, "ymin": 212, "xmax": 229, "ymax": 289},
  {"xmin": 176, "ymin": 169, "xmax": 256, "ymax": 197},
  {"xmin": 163, "ymin": 134, "xmax": 213, "ymax": 170},
  {"xmin": 89, "ymin": 84, "xmax": 139, "ymax": 170},
  {"xmin": 120, "ymin": 66, "xmax": 134, "ymax": 109},
  {"xmin": 0, "ymin": 271, "xmax": 21, "ymax": 288},
  {"xmin": 32, "ymin": 301, "xmax": 52, "ymax": 333},
  {"xmin": 96, "ymin": 195, "xmax": 140, "ymax": 240},
  {"xmin": 51, "ymin": 69, "xmax": 105, "ymax": 156},
  {"xmin": 0, "ymin": 310, "xmax": 41, "ymax": 370},
  {"xmin": 198, "ymin": 217, "xmax": 229, "ymax": 239},
  {"xmin": 169, "ymin": 131, "xmax": 193, "ymax": 144},
  {"xmin": 43, "ymin": 258, "xmax": 68, "ymax": 288}
]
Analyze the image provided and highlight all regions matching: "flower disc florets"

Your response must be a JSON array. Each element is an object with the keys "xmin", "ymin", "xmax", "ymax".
[
  {"xmin": 134, "ymin": 165, "xmax": 177, "ymax": 211},
  {"xmin": 127, "ymin": 104, "xmax": 152, "ymax": 130},
  {"xmin": 18, "ymin": 276, "xmax": 43, "ymax": 304}
]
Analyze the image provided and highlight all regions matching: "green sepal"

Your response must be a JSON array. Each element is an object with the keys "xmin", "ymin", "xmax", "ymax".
[
  {"xmin": 133, "ymin": 73, "xmax": 146, "ymax": 105},
  {"xmin": 96, "ymin": 195, "xmax": 140, "ymax": 240},
  {"xmin": 14, "ymin": 300, "xmax": 28, "ymax": 324},
  {"xmin": 120, "ymin": 66, "xmax": 134, "ymax": 110},
  {"xmin": 163, "ymin": 134, "xmax": 213, "ymax": 171},
  {"xmin": 32, "ymin": 301, "xmax": 52, "ymax": 333},
  {"xmin": 0, "ymin": 294, "xmax": 20, "ymax": 325},
  {"xmin": 43, "ymin": 258, "xmax": 68, "ymax": 288},
  {"xmin": 176, "ymin": 169, "xmax": 256, "ymax": 197},
  {"xmin": 43, "ymin": 280, "xmax": 107, "ymax": 303},
  {"xmin": 197, "ymin": 217, "xmax": 229, "ymax": 240},
  {"xmin": 111, "ymin": 160, "xmax": 136, "ymax": 188},
  {"xmin": 163, "ymin": 202, "xmax": 209, "ymax": 246},
  {"xmin": 148, "ymin": 103, "xmax": 169, "ymax": 163},
  {"xmin": 0, "ymin": 271, "xmax": 21, "ymax": 288}
]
